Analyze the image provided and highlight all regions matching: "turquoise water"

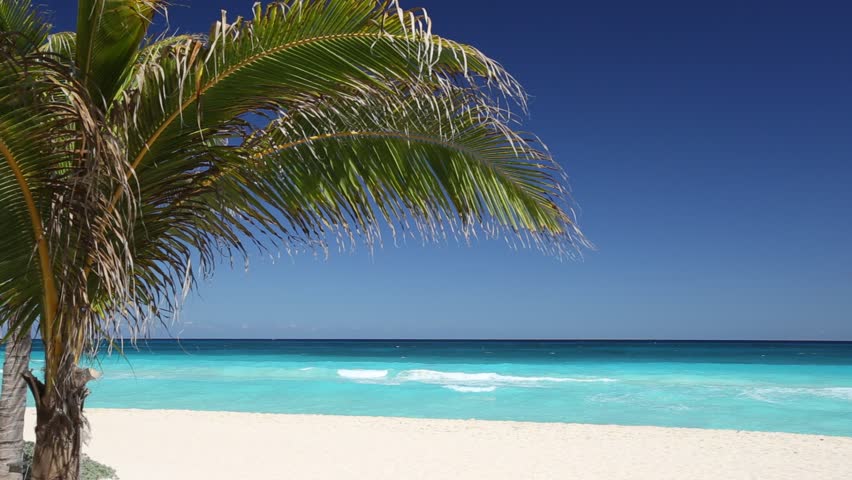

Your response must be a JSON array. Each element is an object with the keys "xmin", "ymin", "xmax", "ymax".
[{"xmin": 17, "ymin": 340, "xmax": 852, "ymax": 436}]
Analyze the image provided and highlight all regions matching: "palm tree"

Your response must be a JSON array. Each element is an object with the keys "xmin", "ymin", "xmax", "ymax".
[{"xmin": 0, "ymin": 0, "xmax": 588, "ymax": 478}]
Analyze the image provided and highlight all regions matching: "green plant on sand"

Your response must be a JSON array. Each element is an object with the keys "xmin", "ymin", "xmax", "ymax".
[{"xmin": 22, "ymin": 443, "xmax": 116, "ymax": 480}]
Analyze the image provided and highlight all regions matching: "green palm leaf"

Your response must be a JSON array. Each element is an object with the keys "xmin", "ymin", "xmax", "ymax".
[
  {"xmin": 0, "ymin": 36, "xmax": 68, "ymax": 334},
  {"xmin": 117, "ymin": 0, "xmax": 523, "ymax": 198},
  {"xmin": 111, "ymin": 88, "xmax": 586, "ymax": 330},
  {"xmin": 0, "ymin": 0, "xmax": 49, "ymax": 53},
  {"xmin": 241, "ymin": 88, "xmax": 586, "ymax": 254},
  {"xmin": 41, "ymin": 31, "xmax": 76, "ymax": 59},
  {"xmin": 76, "ymin": 0, "xmax": 162, "ymax": 106},
  {"xmin": 0, "ymin": 33, "xmax": 132, "ymax": 373},
  {"xmin": 78, "ymin": 0, "xmax": 586, "ymax": 337}
]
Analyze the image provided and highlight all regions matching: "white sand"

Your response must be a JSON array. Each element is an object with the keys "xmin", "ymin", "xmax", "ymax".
[{"xmin": 23, "ymin": 408, "xmax": 852, "ymax": 479}]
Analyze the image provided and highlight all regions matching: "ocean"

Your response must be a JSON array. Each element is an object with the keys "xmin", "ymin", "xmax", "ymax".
[{"xmin": 18, "ymin": 340, "xmax": 852, "ymax": 436}]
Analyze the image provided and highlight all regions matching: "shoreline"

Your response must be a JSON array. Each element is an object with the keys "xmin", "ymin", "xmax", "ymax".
[
  {"xmin": 27, "ymin": 406, "xmax": 852, "ymax": 438},
  {"xmin": 24, "ymin": 408, "xmax": 852, "ymax": 479}
]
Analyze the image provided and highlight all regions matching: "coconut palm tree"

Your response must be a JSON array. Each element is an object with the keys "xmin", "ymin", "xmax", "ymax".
[{"xmin": 0, "ymin": 0, "xmax": 588, "ymax": 478}]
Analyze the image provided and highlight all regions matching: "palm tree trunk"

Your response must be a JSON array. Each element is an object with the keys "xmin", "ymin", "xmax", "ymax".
[
  {"xmin": 23, "ymin": 364, "xmax": 96, "ymax": 480},
  {"xmin": 0, "ymin": 334, "xmax": 31, "ymax": 480}
]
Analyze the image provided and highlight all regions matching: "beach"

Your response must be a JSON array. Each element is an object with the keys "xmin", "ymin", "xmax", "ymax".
[{"xmin": 23, "ymin": 408, "xmax": 852, "ymax": 479}]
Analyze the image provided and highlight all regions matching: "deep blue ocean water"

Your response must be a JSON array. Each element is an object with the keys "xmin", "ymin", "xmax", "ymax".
[{"xmin": 13, "ymin": 340, "xmax": 852, "ymax": 436}]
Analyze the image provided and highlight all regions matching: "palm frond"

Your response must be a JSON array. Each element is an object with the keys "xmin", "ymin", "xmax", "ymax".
[
  {"xmin": 75, "ymin": 0, "xmax": 163, "ymax": 106},
  {"xmin": 1, "ymin": 0, "xmax": 588, "ymax": 352},
  {"xmin": 0, "ymin": 34, "xmax": 69, "ymax": 335},
  {"xmin": 0, "ymin": 33, "xmax": 133, "ymax": 381},
  {"xmin": 0, "ymin": 0, "xmax": 49, "ymax": 53},
  {"xmin": 117, "ymin": 0, "xmax": 524, "ymax": 190},
  {"xmin": 103, "ymin": 87, "xmax": 586, "ymax": 343},
  {"xmin": 41, "ymin": 31, "xmax": 76, "ymax": 60},
  {"xmin": 74, "ymin": 0, "xmax": 587, "ymax": 343},
  {"xmin": 241, "ymin": 87, "xmax": 587, "ymax": 255}
]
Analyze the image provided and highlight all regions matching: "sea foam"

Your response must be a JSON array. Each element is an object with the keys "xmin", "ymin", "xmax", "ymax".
[
  {"xmin": 742, "ymin": 386, "xmax": 852, "ymax": 403},
  {"xmin": 397, "ymin": 369, "xmax": 616, "ymax": 387},
  {"xmin": 443, "ymin": 385, "xmax": 498, "ymax": 393},
  {"xmin": 337, "ymin": 369, "xmax": 389, "ymax": 380}
]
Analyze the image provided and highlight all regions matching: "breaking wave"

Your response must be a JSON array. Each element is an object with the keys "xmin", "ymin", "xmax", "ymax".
[
  {"xmin": 742, "ymin": 386, "xmax": 852, "ymax": 403},
  {"xmin": 331, "ymin": 368, "xmax": 616, "ymax": 391},
  {"xmin": 336, "ymin": 369, "xmax": 389, "ymax": 380},
  {"xmin": 444, "ymin": 385, "xmax": 498, "ymax": 393},
  {"xmin": 397, "ymin": 369, "xmax": 616, "ymax": 387}
]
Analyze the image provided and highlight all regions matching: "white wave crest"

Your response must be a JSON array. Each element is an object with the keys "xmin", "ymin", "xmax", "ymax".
[
  {"xmin": 822, "ymin": 387, "xmax": 852, "ymax": 400},
  {"xmin": 742, "ymin": 386, "xmax": 852, "ymax": 403},
  {"xmin": 337, "ymin": 369, "xmax": 389, "ymax": 380},
  {"xmin": 444, "ymin": 385, "xmax": 497, "ymax": 393},
  {"xmin": 397, "ymin": 369, "xmax": 616, "ymax": 387}
]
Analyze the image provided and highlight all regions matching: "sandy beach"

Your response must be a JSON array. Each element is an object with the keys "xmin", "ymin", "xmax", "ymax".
[{"xmin": 22, "ymin": 408, "xmax": 852, "ymax": 479}]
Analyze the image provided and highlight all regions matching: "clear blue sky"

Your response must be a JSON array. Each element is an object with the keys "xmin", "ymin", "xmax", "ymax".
[{"xmin": 41, "ymin": 1, "xmax": 852, "ymax": 340}]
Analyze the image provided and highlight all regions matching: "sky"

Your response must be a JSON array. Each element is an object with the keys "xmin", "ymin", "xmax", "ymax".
[{"xmin": 38, "ymin": 0, "xmax": 852, "ymax": 340}]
